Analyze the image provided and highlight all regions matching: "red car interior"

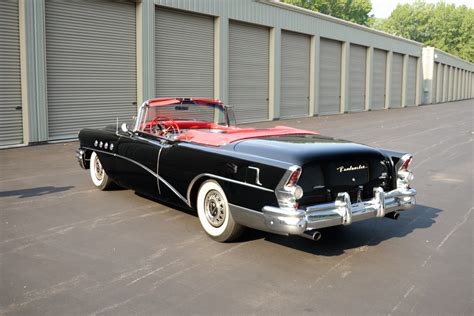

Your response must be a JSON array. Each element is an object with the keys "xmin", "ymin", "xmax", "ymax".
[{"xmin": 141, "ymin": 98, "xmax": 317, "ymax": 146}]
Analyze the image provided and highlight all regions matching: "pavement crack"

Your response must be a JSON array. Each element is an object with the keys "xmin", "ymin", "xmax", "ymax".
[{"xmin": 436, "ymin": 207, "xmax": 472, "ymax": 251}]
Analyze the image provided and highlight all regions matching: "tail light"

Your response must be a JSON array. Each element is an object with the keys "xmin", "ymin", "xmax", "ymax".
[
  {"xmin": 276, "ymin": 166, "xmax": 304, "ymax": 209},
  {"xmin": 396, "ymin": 154, "xmax": 414, "ymax": 189},
  {"xmin": 399, "ymin": 156, "xmax": 412, "ymax": 171},
  {"xmin": 284, "ymin": 167, "xmax": 302, "ymax": 189}
]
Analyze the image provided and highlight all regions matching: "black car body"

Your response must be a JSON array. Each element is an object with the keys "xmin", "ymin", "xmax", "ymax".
[{"xmin": 77, "ymin": 98, "xmax": 417, "ymax": 242}]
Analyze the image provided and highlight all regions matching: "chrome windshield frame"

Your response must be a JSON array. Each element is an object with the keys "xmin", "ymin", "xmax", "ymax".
[{"xmin": 133, "ymin": 100, "xmax": 235, "ymax": 132}]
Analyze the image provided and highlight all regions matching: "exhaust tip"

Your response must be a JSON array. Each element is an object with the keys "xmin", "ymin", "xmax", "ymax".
[
  {"xmin": 313, "ymin": 231, "xmax": 322, "ymax": 241},
  {"xmin": 301, "ymin": 230, "xmax": 322, "ymax": 241},
  {"xmin": 385, "ymin": 211, "xmax": 400, "ymax": 220}
]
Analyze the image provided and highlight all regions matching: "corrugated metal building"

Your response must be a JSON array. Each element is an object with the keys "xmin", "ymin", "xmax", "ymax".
[{"xmin": 1, "ymin": 0, "xmax": 473, "ymax": 147}]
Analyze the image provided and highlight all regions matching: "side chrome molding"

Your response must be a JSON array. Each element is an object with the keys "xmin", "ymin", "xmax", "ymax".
[
  {"xmin": 84, "ymin": 148, "xmax": 275, "ymax": 209},
  {"xmin": 186, "ymin": 173, "xmax": 274, "ymax": 207},
  {"xmin": 83, "ymin": 146, "xmax": 189, "ymax": 206}
]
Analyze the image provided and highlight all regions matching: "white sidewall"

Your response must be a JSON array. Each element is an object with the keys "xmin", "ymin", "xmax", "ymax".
[
  {"xmin": 89, "ymin": 151, "xmax": 104, "ymax": 187},
  {"xmin": 197, "ymin": 180, "xmax": 230, "ymax": 237}
]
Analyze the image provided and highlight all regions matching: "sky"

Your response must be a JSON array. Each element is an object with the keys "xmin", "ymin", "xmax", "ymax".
[{"xmin": 370, "ymin": 0, "xmax": 474, "ymax": 18}]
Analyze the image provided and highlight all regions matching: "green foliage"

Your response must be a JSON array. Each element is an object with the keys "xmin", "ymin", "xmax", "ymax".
[
  {"xmin": 283, "ymin": 0, "xmax": 373, "ymax": 26},
  {"xmin": 373, "ymin": 1, "xmax": 474, "ymax": 63},
  {"xmin": 285, "ymin": 0, "xmax": 473, "ymax": 62}
]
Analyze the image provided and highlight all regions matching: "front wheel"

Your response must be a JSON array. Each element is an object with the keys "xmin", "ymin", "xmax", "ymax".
[
  {"xmin": 89, "ymin": 151, "xmax": 115, "ymax": 190},
  {"xmin": 196, "ymin": 180, "xmax": 244, "ymax": 242}
]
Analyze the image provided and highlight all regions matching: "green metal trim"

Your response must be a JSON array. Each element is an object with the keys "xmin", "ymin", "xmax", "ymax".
[
  {"xmin": 24, "ymin": 0, "xmax": 47, "ymax": 142},
  {"xmin": 141, "ymin": 0, "xmax": 155, "ymax": 101}
]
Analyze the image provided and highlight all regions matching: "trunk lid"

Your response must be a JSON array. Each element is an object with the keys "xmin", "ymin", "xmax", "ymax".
[{"xmin": 233, "ymin": 134, "xmax": 392, "ymax": 205}]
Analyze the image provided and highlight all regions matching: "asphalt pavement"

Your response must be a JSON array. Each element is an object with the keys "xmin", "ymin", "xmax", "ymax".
[{"xmin": 1, "ymin": 100, "xmax": 472, "ymax": 315}]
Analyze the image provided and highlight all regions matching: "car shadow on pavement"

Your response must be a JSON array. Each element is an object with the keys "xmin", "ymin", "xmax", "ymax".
[
  {"xmin": 0, "ymin": 186, "xmax": 74, "ymax": 198},
  {"xmin": 135, "ymin": 192, "xmax": 440, "ymax": 256},
  {"xmin": 255, "ymin": 204, "xmax": 441, "ymax": 256}
]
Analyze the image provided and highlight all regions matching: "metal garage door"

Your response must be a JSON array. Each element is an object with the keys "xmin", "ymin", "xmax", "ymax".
[
  {"xmin": 348, "ymin": 44, "xmax": 366, "ymax": 111},
  {"xmin": 155, "ymin": 7, "xmax": 213, "ymax": 98},
  {"xmin": 457, "ymin": 69, "xmax": 462, "ymax": 99},
  {"xmin": 45, "ymin": 0, "xmax": 136, "ymax": 140},
  {"xmin": 0, "ymin": 1, "xmax": 22, "ymax": 146},
  {"xmin": 462, "ymin": 70, "xmax": 465, "ymax": 98},
  {"xmin": 443, "ymin": 65, "xmax": 449, "ymax": 102},
  {"xmin": 280, "ymin": 30, "xmax": 310, "ymax": 119},
  {"xmin": 457, "ymin": 68, "xmax": 460, "ymax": 99},
  {"xmin": 229, "ymin": 21, "xmax": 269, "ymax": 123},
  {"xmin": 438, "ymin": 64, "xmax": 444, "ymax": 102},
  {"xmin": 319, "ymin": 38, "xmax": 342, "ymax": 114},
  {"xmin": 453, "ymin": 68, "xmax": 458, "ymax": 100},
  {"xmin": 448, "ymin": 66, "xmax": 454, "ymax": 101},
  {"xmin": 432, "ymin": 62, "xmax": 438, "ymax": 103},
  {"xmin": 390, "ymin": 53, "xmax": 403, "ymax": 108},
  {"xmin": 372, "ymin": 49, "xmax": 386, "ymax": 110},
  {"xmin": 406, "ymin": 56, "xmax": 417, "ymax": 106}
]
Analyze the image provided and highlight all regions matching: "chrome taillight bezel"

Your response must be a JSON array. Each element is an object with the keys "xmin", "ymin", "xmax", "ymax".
[
  {"xmin": 275, "ymin": 166, "xmax": 304, "ymax": 209},
  {"xmin": 395, "ymin": 154, "xmax": 414, "ymax": 189}
]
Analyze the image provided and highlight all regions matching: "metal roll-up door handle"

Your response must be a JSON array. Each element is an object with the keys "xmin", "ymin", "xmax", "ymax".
[{"xmin": 15, "ymin": 106, "xmax": 22, "ymax": 110}]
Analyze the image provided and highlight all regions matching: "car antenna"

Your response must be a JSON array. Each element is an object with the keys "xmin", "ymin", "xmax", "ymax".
[{"xmin": 116, "ymin": 117, "xmax": 118, "ymax": 135}]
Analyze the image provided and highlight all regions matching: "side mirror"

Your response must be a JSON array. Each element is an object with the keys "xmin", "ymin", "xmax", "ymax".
[{"xmin": 121, "ymin": 122, "xmax": 130, "ymax": 133}]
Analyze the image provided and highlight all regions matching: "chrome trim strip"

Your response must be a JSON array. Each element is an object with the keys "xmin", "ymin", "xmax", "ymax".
[
  {"xmin": 83, "ymin": 146, "xmax": 190, "ymax": 206},
  {"xmin": 248, "ymin": 166, "xmax": 262, "ymax": 185},
  {"xmin": 158, "ymin": 175, "xmax": 189, "ymax": 206},
  {"xmin": 156, "ymin": 146, "xmax": 163, "ymax": 195},
  {"xmin": 186, "ymin": 173, "xmax": 274, "ymax": 206},
  {"xmin": 83, "ymin": 147, "xmax": 158, "ymax": 178}
]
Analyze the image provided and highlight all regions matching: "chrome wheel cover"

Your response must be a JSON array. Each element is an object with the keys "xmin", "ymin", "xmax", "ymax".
[
  {"xmin": 93, "ymin": 155, "xmax": 104, "ymax": 181},
  {"xmin": 204, "ymin": 190, "xmax": 226, "ymax": 227}
]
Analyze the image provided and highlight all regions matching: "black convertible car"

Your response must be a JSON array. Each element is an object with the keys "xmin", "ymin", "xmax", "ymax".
[{"xmin": 76, "ymin": 98, "xmax": 417, "ymax": 242}]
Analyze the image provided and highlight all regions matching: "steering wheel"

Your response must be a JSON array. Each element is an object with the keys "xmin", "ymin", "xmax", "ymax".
[{"xmin": 148, "ymin": 115, "xmax": 180, "ymax": 137}]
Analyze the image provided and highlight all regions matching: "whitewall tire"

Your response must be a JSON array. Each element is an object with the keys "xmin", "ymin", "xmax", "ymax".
[
  {"xmin": 89, "ymin": 151, "xmax": 114, "ymax": 190},
  {"xmin": 196, "ymin": 180, "xmax": 244, "ymax": 242}
]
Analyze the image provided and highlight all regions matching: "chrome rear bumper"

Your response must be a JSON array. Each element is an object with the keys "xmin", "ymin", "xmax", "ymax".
[{"xmin": 258, "ymin": 187, "xmax": 416, "ymax": 236}]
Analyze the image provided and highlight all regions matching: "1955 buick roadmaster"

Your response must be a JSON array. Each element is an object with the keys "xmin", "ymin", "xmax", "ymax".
[{"xmin": 76, "ymin": 98, "xmax": 417, "ymax": 242}]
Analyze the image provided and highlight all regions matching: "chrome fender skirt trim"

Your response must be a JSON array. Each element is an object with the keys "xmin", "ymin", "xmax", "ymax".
[{"xmin": 186, "ymin": 173, "xmax": 274, "ymax": 207}]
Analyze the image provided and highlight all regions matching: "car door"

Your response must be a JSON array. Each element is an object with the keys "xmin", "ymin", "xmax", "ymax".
[{"xmin": 114, "ymin": 131, "xmax": 168, "ymax": 197}]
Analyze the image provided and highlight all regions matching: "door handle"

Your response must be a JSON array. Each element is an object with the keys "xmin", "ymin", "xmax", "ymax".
[{"xmin": 15, "ymin": 106, "xmax": 22, "ymax": 110}]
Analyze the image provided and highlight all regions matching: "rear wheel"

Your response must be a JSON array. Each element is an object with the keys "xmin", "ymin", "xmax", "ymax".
[
  {"xmin": 196, "ymin": 180, "xmax": 244, "ymax": 242},
  {"xmin": 89, "ymin": 151, "xmax": 115, "ymax": 190}
]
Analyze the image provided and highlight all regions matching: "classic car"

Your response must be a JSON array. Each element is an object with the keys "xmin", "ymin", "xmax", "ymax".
[{"xmin": 76, "ymin": 97, "xmax": 417, "ymax": 242}]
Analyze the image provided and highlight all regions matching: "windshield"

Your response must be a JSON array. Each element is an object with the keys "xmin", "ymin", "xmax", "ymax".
[{"xmin": 134, "ymin": 101, "xmax": 236, "ymax": 134}]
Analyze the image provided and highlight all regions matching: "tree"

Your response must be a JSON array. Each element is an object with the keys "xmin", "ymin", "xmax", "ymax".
[
  {"xmin": 373, "ymin": 1, "xmax": 474, "ymax": 63},
  {"xmin": 283, "ymin": 0, "xmax": 373, "ymax": 26}
]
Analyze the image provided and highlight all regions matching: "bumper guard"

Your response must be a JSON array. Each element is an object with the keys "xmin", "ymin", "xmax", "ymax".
[
  {"xmin": 75, "ymin": 149, "xmax": 88, "ymax": 169},
  {"xmin": 262, "ymin": 187, "xmax": 416, "ymax": 235}
]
